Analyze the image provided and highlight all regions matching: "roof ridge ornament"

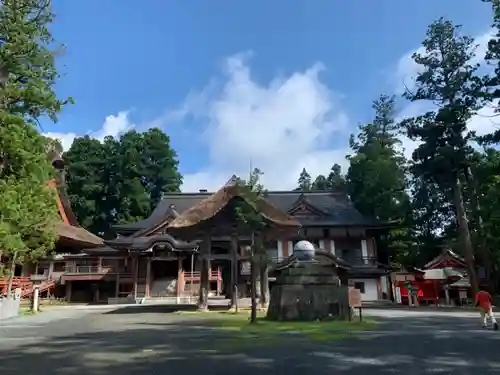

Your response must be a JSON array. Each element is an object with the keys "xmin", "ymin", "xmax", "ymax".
[{"xmin": 225, "ymin": 174, "xmax": 241, "ymax": 186}]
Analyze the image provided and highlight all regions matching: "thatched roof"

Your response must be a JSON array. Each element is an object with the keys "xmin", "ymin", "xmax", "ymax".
[
  {"xmin": 56, "ymin": 222, "xmax": 104, "ymax": 248},
  {"xmin": 167, "ymin": 183, "xmax": 300, "ymax": 233}
]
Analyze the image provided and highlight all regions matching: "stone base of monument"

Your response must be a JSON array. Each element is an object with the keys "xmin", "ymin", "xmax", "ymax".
[{"xmin": 267, "ymin": 262, "xmax": 350, "ymax": 321}]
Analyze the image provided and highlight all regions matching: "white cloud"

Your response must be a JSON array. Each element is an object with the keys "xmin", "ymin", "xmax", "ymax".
[
  {"xmin": 44, "ymin": 111, "xmax": 134, "ymax": 151},
  {"xmin": 467, "ymin": 100, "xmax": 500, "ymax": 137},
  {"xmin": 178, "ymin": 52, "xmax": 351, "ymax": 192}
]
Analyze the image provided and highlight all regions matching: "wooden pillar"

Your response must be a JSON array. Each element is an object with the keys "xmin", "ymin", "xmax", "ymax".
[
  {"xmin": 133, "ymin": 255, "xmax": 138, "ymax": 301},
  {"xmin": 48, "ymin": 261, "xmax": 54, "ymax": 279},
  {"xmin": 94, "ymin": 285, "xmax": 100, "ymax": 303},
  {"xmin": 65, "ymin": 281, "xmax": 72, "ymax": 302},
  {"xmin": 115, "ymin": 273, "xmax": 120, "ymax": 298},
  {"xmin": 145, "ymin": 257, "xmax": 151, "ymax": 298},
  {"xmin": 250, "ymin": 233, "xmax": 257, "ymax": 323},
  {"xmin": 177, "ymin": 256, "xmax": 183, "ymax": 303},
  {"xmin": 230, "ymin": 232, "xmax": 239, "ymax": 310},
  {"xmin": 198, "ymin": 234, "xmax": 211, "ymax": 310}
]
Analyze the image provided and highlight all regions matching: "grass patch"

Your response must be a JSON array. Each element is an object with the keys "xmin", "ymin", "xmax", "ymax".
[
  {"xmin": 177, "ymin": 309, "xmax": 376, "ymax": 349},
  {"xmin": 19, "ymin": 307, "xmax": 37, "ymax": 316}
]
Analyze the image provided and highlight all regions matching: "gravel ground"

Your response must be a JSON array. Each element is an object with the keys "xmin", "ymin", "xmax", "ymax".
[{"xmin": 0, "ymin": 305, "xmax": 499, "ymax": 375}]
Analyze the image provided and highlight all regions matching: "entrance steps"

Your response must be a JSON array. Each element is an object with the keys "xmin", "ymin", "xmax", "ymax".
[{"xmin": 150, "ymin": 278, "xmax": 177, "ymax": 298}]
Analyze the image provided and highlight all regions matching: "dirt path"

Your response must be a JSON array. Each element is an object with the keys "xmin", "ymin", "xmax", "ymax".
[{"xmin": 0, "ymin": 306, "xmax": 499, "ymax": 375}]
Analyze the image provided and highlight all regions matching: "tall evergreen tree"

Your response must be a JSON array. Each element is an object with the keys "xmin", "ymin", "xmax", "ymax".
[
  {"xmin": 347, "ymin": 95, "xmax": 408, "ymax": 221},
  {"xmin": 326, "ymin": 164, "xmax": 346, "ymax": 190},
  {"xmin": 346, "ymin": 94, "xmax": 410, "ymax": 266},
  {"xmin": 311, "ymin": 174, "xmax": 329, "ymax": 190},
  {"xmin": 400, "ymin": 18, "xmax": 482, "ymax": 293},
  {"xmin": 480, "ymin": 0, "xmax": 500, "ymax": 144},
  {"xmin": 311, "ymin": 164, "xmax": 346, "ymax": 191},
  {"xmin": 296, "ymin": 168, "xmax": 312, "ymax": 191},
  {"xmin": 0, "ymin": 0, "xmax": 70, "ymax": 286}
]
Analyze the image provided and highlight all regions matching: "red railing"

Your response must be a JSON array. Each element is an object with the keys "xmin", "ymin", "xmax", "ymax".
[{"xmin": 0, "ymin": 277, "xmax": 56, "ymax": 298}]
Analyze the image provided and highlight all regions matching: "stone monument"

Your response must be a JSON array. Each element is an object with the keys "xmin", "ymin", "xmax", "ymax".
[{"xmin": 267, "ymin": 241, "xmax": 350, "ymax": 321}]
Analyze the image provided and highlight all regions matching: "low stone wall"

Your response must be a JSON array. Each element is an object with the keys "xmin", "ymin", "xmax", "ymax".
[{"xmin": 0, "ymin": 297, "xmax": 21, "ymax": 320}]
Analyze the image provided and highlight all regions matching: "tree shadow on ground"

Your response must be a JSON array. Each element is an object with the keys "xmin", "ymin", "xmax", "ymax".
[{"xmin": 1, "ymin": 309, "xmax": 499, "ymax": 375}]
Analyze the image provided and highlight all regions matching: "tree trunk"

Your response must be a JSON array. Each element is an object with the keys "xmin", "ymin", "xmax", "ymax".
[
  {"xmin": 230, "ymin": 233, "xmax": 239, "ymax": 311},
  {"xmin": 453, "ymin": 176, "xmax": 479, "ymax": 296},
  {"xmin": 197, "ymin": 235, "xmax": 211, "ymax": 311},
  {"xmin": 464, "ymin": 166, "xmax": 493, "ymax": 290},
  {"xmin": 464, "ymin": 167, "xmax": 484, "ymax": 230},
  {"xmin": 250, "ymin": 243, "xmax": 257, "ymax": 323},
  {"xmin": 6, "ymin": 252, "xmax": 18, "ymax": 297}
]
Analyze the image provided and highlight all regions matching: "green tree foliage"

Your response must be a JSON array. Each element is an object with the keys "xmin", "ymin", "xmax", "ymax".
[
  {"xmin": 0, "ymin": 0, "xmax": 69, "ymax": 283},
  {"xmin": 234, "ymin": 168, "xmax": 267, "ymax": 231},
  {"xmin": 480, "ymin": 0, "xmax": 500, "ymax": 144},
  {"xmin": 296, "ymin": 168, "xmax": 312, "ymax": 191},
  {"xmin": 470, "ymin": 149, "xmax": 500, "ymax": 285},
  {"xmin": 400, "ymin": 18, "xmax": 482, "ymax": 292},
  {"xmin": 63, "ymin": 128, "xmax": 182, "ymax": 237},
  {"xmin": 346, "ymin": 95, "xmax": 411, "ymax": 266},
  {"xmin": 326, "ymin": 164, "xmax": 346, "ymax": 190},
  {"xmin": 311, "ymin": 164, "xmax": 346, "ymax": 191},
  {"xmin": 347, "ymin": 95, "xmax": 408, "ymax": 221},
  {"xmin": 311, "ymin": 174, "xmax": 328, "ymax": 190}
]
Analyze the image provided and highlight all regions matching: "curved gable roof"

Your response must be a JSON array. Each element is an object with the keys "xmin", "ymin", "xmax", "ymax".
[{"xmin": 167, "ymin": 183, "xmax": 300, "ymax": 232}]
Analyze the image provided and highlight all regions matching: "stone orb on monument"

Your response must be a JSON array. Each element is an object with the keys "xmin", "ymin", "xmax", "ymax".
[{"xmin": 293, "ymin": 240, "xmax": 316, "ymax": 261}]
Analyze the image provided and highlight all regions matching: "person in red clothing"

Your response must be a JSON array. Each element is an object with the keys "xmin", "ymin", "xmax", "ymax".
[{"xmin": 475, "ymin": 290, "xmax": 498, "ymax": 330}]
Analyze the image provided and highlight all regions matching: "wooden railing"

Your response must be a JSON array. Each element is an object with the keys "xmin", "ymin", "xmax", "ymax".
[
  {"xmin": 183, "ymin": 270, "xmax": 221, "ymax": 281},
  {"xmin": 342, "ymin": 256, "xmax": 378, "ymax": 266},
  {"xmin": 64, "ymin": 265, "xmax": 101, "ymax": 274},
  {"xmin": 64, "ymin": 265, "xmax": 126, "ymax": 274}
]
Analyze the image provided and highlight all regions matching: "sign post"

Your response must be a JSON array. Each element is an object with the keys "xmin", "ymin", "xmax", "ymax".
[{"xmin": 29, "ymin": 275, "xmax": 47, "ymax": 313}]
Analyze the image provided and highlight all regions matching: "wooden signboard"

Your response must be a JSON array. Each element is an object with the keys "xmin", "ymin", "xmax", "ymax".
[{"xmin": 349, "ymin": 287, "xmax": 362, "ymax": 308}]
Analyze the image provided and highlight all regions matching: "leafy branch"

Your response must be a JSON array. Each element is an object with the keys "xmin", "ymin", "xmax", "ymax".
[{"xmin": 234, "ymin": 168, "xmax": 267, "ymax": 232}]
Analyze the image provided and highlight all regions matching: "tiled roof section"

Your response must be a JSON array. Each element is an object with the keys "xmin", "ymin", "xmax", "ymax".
[
  {"xmin": 114, "ymin": 190, "xmax": 384, "ymax": 233},
  {"xmin": 424, "ymin": 249, "xmax": 466, "ymax": 270},
  {"xmin": 105, "ymin": 234, "xmax": 200, "ymax": 252}
]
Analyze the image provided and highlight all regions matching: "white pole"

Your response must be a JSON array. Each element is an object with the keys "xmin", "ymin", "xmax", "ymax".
[{"xmin": 33, "ymin": 286, "xmax": 40, "ymax": 312}]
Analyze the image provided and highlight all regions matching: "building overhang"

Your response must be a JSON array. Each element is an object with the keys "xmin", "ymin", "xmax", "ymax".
[{"xmin": 104, "ymin": 234, "xmax": 201, "ymax": 253}]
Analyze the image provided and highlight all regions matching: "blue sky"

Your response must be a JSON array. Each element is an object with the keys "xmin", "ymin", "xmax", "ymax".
[{"xmin": 46, "ymin": 0, "xmax": 494, "ymax": 191}]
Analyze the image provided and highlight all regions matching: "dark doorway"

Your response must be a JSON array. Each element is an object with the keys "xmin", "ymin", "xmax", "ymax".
[{"xmin": 152, "ymin": 260, "xmax": 177, "ymax": 279}]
